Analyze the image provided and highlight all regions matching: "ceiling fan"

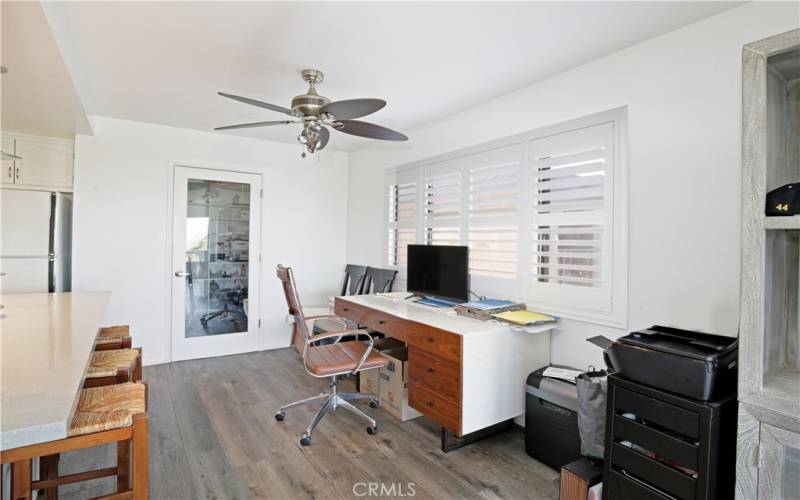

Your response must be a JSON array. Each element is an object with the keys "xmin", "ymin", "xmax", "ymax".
[{"xmin": 215, "ymin": 69, "xmax": 408, "ymax": 157}]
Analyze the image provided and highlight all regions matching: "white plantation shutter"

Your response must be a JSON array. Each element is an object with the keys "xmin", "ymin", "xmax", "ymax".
[
  {"xmin": 385, "ymin": 110, "xmax": 626, "ymax": 325},
  {"xmin": 468, "ymin": 145, "xmax": 522, "ymax": 283},
  {"xmin": 529, "ymin": 122, "xmax": 614, "ymax": 312},
  {"xmin": 387, "ymin": 169, "xmax": 418, "ymax": 268},
  {"xmin": 424, "ymin": 160, "xmax": 464, "ymax": 246}
]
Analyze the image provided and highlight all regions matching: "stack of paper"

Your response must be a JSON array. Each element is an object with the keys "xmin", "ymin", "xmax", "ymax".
[
  {"xmin": 461, "ymin": 298, "xmax": 517, "ymax": 310},
  {"xmin": 491, "ymin": 310, "xmax": 557, "ymax": 326},
  {"xmin": 542, "ymin": 366, "xmax": 582, "ymax": 383}
]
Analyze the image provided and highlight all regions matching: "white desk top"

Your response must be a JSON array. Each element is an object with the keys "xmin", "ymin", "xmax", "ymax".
[
  {"xmin": 0, "ymin": 292, "xmax": 110, "ymax": 451},
  {"xmin": 338, "ymin": 294, "xmax": 554, "ymax": 337}
]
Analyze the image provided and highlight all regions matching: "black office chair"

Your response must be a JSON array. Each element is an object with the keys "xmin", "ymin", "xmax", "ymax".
[
  {"xmin": 341, "ymin": 264, "xmax": 368, "ymax": 296},
  {"xmin": 306, "ymin": 264, "xmax": 369, "ymax": 343},
  {"xmin": 362, "ymin": 267, "xmax": 398, "ymax": 294}
]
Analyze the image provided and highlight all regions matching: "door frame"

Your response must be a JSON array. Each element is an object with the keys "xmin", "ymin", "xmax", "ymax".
[{"xmin": 167, "ymin": 162, "xmax": 264, "ymax": 362}]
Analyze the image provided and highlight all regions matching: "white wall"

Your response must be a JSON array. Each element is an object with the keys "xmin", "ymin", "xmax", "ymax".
[
  {"xmin": 346, "ymin": 2, "xmax": 800, "ymax": 369},
  {"xmin": 73, "ymin": 117, "xmax": 349, "ymax": 364}
]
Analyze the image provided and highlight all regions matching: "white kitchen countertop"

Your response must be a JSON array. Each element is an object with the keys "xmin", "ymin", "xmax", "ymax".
[{"xmin": 0, "ymin": 291, "xmax": 110, "ymax": 451}]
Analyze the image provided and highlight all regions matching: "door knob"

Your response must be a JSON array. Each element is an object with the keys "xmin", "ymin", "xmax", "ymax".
[{"xmin": 174, "ymin": 270, "xmax": 189, "ymax": 277}]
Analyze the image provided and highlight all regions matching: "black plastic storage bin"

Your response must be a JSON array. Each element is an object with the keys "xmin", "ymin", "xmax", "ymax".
[
  {"xmin": 605, "ymin": 325, "xmax": 738, "ymax": 401},
  {"xmin": 525, "ymin": 366, "xmax": 582, "ymax": 470}
]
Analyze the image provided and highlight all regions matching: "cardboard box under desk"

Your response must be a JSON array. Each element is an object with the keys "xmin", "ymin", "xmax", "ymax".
[
  {"xmin": 359, "ymin": 337, "xmax": 406, "ymax": 396},
  {"xmin": 379, "ymin": 347, "xmax": 422, "ymax": 422}
]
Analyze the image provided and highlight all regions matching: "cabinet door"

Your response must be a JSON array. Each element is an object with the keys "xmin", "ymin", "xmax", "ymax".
[
  {"xmin": 759, "ymin": 424, "xmax": 800, "ymax": 500},
  {"xmin": 1, "ymin": 134, "xmax": 15, "ymax": 185},
  {"xmin": 13, "ymin": 137, "xmax": 73, "ymax": 188}
]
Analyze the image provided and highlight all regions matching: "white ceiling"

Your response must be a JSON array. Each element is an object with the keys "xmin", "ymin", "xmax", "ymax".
[
  {"xmin": 1, "ymin": 2, "xmax": 91, "ymax": 138},
  {"xmin": 42, "ymin": 1, "xmax": 743, "ymax": 151}
]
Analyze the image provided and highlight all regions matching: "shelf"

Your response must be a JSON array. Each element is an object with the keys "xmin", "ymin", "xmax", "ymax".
[
  {"xmin": 187, "ymin": 202, "xmax": 249, "ymax": 208},
  {"xmin": 764, "ymin": 216, "xmax": 800, "ymax": 230},
  {"xmin": 740, "ymin": 366, "xmax": 800, "ymax": 429},
  {"xmin": 193, "ymin": 277, "xmax": 247, "ymax": 281}
]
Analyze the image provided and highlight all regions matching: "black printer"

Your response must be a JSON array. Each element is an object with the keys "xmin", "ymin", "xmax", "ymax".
[{"xmin": 590, "ymin": 325, "xmax": 738, "ymax": 401}]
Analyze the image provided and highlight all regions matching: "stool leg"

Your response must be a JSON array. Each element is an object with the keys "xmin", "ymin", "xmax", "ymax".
[
  {"xmin": 117, "ymin": 440, "xmax": 130, "ymax": 492},
  {"xmin": 133, "ymin": 349, "xmax": 143, "ymax": 382},
  {"xmin": 11, "ymin": 459, "xmax": 32, "ymax": 500},
  {"xmin": 39, "ymin": 454, "xmax": 59, "ymax": 499},
  {"xmin": 132, "ymin": 414, "xmax": 148, "ymax": 500}
]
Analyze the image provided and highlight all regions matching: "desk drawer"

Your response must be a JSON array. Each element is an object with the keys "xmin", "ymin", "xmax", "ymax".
[
  {"xmin": 334, "ymin": 299, "xmax": 370, "ymax": 325},
  {"xmin": 408, "ymin": 348, "xmax": 461, "ymax": 403},
  {"xmin": 334, "ymin": 299, "xmax": 409, "ymax": 341},
  {"xmin": 406, "ymin": 328, "xmax": 460, "ymax": 363},
  {"xmin": 409, "ymin": 383, "xmax": 461, "ymax": 435}
]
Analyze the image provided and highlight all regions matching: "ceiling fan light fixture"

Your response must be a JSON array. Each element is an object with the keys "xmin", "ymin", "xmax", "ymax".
[{"xmin": 215, "ymin": 68, "xmax": 408, "ymax": 157}]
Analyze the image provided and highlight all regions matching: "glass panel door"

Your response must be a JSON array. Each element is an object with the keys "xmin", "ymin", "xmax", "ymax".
[{"xmin": 171, "ymin": 166, "xmax": 261, "ymax": 361}]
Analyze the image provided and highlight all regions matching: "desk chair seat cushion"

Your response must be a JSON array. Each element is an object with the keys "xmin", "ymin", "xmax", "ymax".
[
  {"xmin": 86, "ymin": 349, "xmax": 140, "ymax": 378},
  {"xmin": 68, "ymin": 382, "xmax": 146, "ymax": 436},
  {"xmin": 98, "ymin": 325, "xmax": 130, "ymax": 338},
  {"xmin": 306, "ymin": 341, "xmax": 389, "ymax": 376}
]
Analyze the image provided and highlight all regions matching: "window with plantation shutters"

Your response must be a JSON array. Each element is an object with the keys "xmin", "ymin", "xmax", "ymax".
[
  {"xmin": 468, "ymin": 145, "xmax": 522, "ymax": 282},
  {"xmin": 384, "ymin": 109, "xmax": 626, "ymax": 325},
  {"xmin": 387, "ymin": 171, "xmax": 417, "ymax": 268},
  {"xmin": 529, "ymin": 122, "xmax": 615, "ymax": 312},
  {"xmin": 423, "ymin": 161, "xmax": 463, "ymax": 246}
]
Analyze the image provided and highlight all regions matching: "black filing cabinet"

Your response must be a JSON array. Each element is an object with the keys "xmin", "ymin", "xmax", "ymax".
[{"xmin": 603, "ymin": 375, "xmax": 737, "ymax": 500}]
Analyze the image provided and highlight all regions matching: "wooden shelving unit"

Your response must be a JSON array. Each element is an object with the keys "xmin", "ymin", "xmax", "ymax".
[
  {"xmin": 736, "ymin": 29, "xmax": 800, "ymax": 500},
  {"xmin": 764, "ymin": 215, "xmax": 800, "ymax": 230}
]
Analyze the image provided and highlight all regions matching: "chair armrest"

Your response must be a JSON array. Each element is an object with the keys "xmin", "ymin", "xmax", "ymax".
[
  {"xmin": 305, "ymin": 314, "xmax": 346, "ymax": 321},
  {"xmin": 306, "ymin": 329, "xmax": 370, "ymax": 344}
]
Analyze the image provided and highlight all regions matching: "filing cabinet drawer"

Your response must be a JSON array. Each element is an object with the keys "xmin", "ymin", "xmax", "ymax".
[
  {"xmin": 408, "ymin": 347, "xmax": 461, "ymax": 403},
  {"xmin": 409, "ymin": 383, "xmax": 461, "ymax": 435},
  {"xmin": 406, "ymin": 328, "xmax": 461, "ymax": 363}
]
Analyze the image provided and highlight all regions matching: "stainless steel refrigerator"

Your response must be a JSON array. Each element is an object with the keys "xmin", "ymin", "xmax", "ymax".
[{"xmin": 0, "ymin": 189, "xmax": 72, "ymax": 293}]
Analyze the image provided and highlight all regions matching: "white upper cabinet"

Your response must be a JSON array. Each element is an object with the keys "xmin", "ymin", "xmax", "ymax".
[
  {"xmin": 0, "ymin": 133, "xmax": 74, "ymax": 191},
  {"xmin": 13, "ymin": 136, "xmax": 74, "ymax": 189},
  {"xmin": 1, "ymin": 134, "xmax": 15, "ymax": 186}
]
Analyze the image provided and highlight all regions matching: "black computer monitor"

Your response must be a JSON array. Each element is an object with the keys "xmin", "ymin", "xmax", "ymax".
[{"xmin": 406, "ymin": 245, "xmax": 469, "ymax": 303}]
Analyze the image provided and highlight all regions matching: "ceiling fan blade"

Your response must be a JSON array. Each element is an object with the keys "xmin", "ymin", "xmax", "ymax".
[
  {"xmin": 214, "ymin": 120, "xmax": 295, "ymax": 131},
  {"xmin": 320, "ymin": 98, "xmax": 386, "ymax": 120},
  {"xmin": 333, "ymin": 120, "xmax": 408, "ymax": 141},
  {"xmin": 218, "ymin": 92, "xmax": 298, "ymax": 117},
  {"xmin": 318, "ymin": 126, "xmax": 330, "ymax": 150}
]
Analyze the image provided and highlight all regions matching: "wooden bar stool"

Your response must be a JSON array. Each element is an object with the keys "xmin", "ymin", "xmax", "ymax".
[
  {"xmin": 1, "ymin": 383, "xmax": 149, "ymax": 500},
  {"xmin": 95, "ymin": 325, "xmax": 133, "ymax": 352},
  {"xmin": 84, "ymin": 348, "xmax": 143, "ymax": 388}
]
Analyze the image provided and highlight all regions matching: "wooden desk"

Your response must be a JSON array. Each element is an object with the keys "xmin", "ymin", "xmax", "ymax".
[
  {"xmin": 0, "ymin": 292, "xmax": 111, "ymax": 451},
  {"xmin": 335, "ymin": 295, "xmax": 552, "ymax": 449}
]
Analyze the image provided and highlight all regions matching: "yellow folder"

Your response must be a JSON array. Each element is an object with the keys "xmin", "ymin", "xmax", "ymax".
[{"xmin": 492, "ymin": 310, "xmax": 556, "ymax": 326}]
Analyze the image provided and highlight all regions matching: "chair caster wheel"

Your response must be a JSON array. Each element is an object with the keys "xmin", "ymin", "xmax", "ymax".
[
  {"xmin": 274, "ymin": 411, "xmax": 285, "ymax": 421},
  {"xmin": 366, "ymin": 425, "xmax": 378, "ymax": 435},
  {"xmin": 300, "ymin": 434, "xmax": 312, "ymax": 446},
  {"xmin": 369, "ymin": 400, "xmax": 380, "ymax": 408}
]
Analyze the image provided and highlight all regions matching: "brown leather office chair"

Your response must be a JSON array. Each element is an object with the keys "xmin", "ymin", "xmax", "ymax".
[{"xmin": 275, "ymin": 265, "xmax": 389, "ymax": 446}]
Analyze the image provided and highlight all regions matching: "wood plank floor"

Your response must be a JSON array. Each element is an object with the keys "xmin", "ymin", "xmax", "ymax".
[{"xmin": 58, "ymin": 348, "xmax": 560, "ymax": 499}]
